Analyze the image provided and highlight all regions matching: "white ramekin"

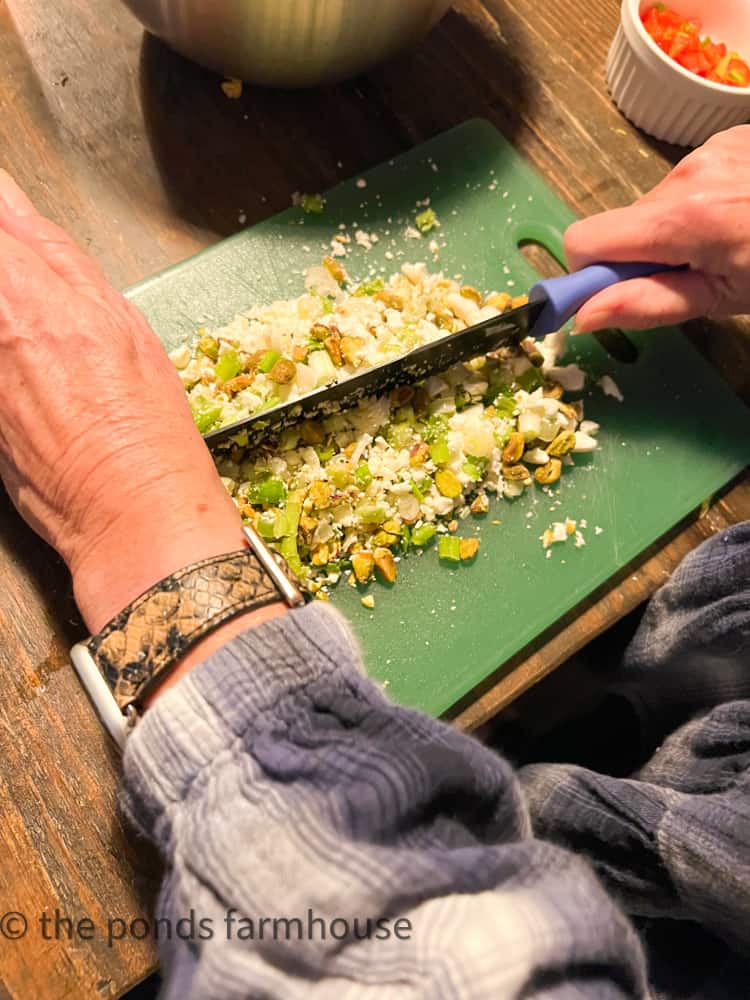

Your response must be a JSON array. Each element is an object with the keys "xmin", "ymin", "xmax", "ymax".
[{"xmin": 607, "ymin": 0, "xmax": 750, "ymax": 146}]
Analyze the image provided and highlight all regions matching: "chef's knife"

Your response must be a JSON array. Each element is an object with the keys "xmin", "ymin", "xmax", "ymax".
[{"xmin": 204, "ymin": 261, "xmax": 681, "ymax": 447}]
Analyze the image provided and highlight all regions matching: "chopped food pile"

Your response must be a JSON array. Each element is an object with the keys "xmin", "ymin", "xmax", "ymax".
[
  {"xmin": 641, "ymin": 6, "xmax": 750, "ymax": 86},
  {"xmin": 170, "ymin": 262, "xmax": 600, "ymax": 596}
]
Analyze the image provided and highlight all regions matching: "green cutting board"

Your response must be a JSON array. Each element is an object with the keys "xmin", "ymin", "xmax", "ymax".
[{"xmin": 127, "ymin": 119, "xmax": 750, "ymax": 717}]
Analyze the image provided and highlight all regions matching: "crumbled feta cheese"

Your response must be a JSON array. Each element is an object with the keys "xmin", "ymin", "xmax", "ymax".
[{"xmin": 598, "ymin": 374, "xmax": 624, "ymax": 402}]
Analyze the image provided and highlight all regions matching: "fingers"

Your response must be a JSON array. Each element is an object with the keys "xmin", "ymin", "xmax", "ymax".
[
  {"xmin": 573, "ymin": 270, "xmax": 722, "ymax": 333},
  {"xmin": 563, "ymin": 200, "xmax": 695, "ymax": 273},
  {"xmin": 0, "ymin": 170, "xmax": 109, "ymax": 302}
]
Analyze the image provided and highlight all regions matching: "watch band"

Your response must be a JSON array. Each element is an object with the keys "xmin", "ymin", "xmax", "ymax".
[{"xmin": 71, "ymin": 525, "xmax": 308, "ymax": 747}]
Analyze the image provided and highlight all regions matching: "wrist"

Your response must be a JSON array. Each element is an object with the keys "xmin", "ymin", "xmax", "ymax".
[{"xmin": 70, "ymin": 475, "xmax": 248, "ymax": 633}]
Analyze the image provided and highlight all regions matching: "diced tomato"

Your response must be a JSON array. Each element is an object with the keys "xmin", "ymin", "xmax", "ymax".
[
  {"xmin": 701, "ymin": 40, "xmax": 726, "ymax": 65},
  {"xmin": 668, "ymin": 31, "xmax": 694, "ymax": 59},
  {"xmin": 678, "ymin": 50, "xmax": 712, "ymax": 75},
  {"xmin": 724, "ymin": 58, "xmax": 750, "ymax": 87},
  {"xmin": 641, "ymin": 6, "xmax": 749, "ymax": 87}
]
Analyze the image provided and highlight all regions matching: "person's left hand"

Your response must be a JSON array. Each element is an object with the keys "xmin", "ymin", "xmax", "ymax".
[{"xmin": 0, "ymin": 170, "xmax": 250, "ymax": 632}]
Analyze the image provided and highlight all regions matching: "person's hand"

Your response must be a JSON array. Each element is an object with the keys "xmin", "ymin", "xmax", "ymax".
[
  {"xmin": 564, "ymin": 124, "xmax": 750, "ymax": 333},
  {"xmin": 0, "ymin": 170, "xmax": 284, "ymax": 662}
]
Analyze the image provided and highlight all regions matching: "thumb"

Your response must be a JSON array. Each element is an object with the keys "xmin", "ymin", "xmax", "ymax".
[{"xmin": 573, "ymin": 270, "xmax": 723, "ymax": 333}]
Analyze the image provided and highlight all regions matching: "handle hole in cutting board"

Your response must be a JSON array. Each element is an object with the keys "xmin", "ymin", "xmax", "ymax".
[{"xmin": 518, "ymin": 239, "xmax": 639, "ymax": 365}]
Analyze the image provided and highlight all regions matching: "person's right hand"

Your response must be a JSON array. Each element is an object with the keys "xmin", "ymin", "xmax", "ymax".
[{"xmin": 564, "ymin": 125, "xmax": 750, "ymax": 333}]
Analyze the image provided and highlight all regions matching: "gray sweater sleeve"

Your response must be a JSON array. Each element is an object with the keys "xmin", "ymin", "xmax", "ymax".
[{"xmin": 120, "ymin": 602, "xmax": 646, "ymax": 1000}]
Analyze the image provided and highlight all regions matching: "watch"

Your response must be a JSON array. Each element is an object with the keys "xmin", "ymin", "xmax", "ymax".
[{"xmin": 70, "ymin": 524, "xmax": 310, "ymax": 748}]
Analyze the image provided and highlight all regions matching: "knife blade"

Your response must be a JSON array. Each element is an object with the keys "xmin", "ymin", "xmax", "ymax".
[
  {"xmin": 204, "ymin": 297, "xmax": 543, "ymax": 447},
  {"xmin": 203, "ymin": 260, "xmax": 683, "ymax": 448}
]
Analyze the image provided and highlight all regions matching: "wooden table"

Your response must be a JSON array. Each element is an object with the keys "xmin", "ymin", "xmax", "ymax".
[{"xmin": 0, "ymin": 0, "xmax": 747, "ymax": 995}]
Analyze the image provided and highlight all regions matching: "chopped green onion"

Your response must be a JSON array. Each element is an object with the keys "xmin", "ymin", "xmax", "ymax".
[
  {"xmin": 493, "ymin": 395, "xmax": 518, "ymax": 418},
  {"xmin": 394, "ymin": 405, "xmax": 415, "ymax": 424},
  {"xmin": 307, "ymin": 339, "xmax": 326, "ymax": 352},
  {"xmin": 355, "ymin": 277, "xmax": 385, "ymax": 296},
  {"xmin": 438, "ymin": 535, "xmax": 461, "ymax": 561},
  {"xmin": 299, "ymin": 192, "xmax": 325, "ymax": 214},
  {"xmin": 320, "ymin": 296, "xmax": 335, "ymax": 314},
  {"xmin": 229, "ymin": 429, "xmax": 249, "ymax": 447},
  {"xmin": 415, "ymin": 208, "xmax": 438, "ymax": 233},
  {"xmin": 429, "ymin": 440, "xmax": 450, "ymax": 465},
  {"xmin": 279, "ymin": 501, "xmax": 302, "ymax": 537},
  {"xmin": 400, "ymin": 525, "xmax": 412, "ymax": 553},
  {"xmin": 412, "ymin": 523, "xmax": 437, "ymax": 547},
  {"xmin": 315, "ymin": 443, "xmax": 335, "ymax": 462},
  {"xmin": 516, "ymin": 367, "xmax": 545, "ymax": 392},
  {"xmin": 249, "ymin": 477, "xmax": 287, "ymax": 505},
  {"xmin": 356, "ymin": 504, "xmax": 386, "ymax": 525},
  {"xmin": 257, "ymin": 350, "xmax": 281, "ymax": 374},
  {"xmin": 278, "ymin": 535, "xmax": 305, "ymax": 577},
  {"xmin": 410, "ymin": 480, "xmax": 425, "ymax": 502},
  {"xmin": 386, "ymin": 422, "xmax": 413, "ymax": 449},
  {"xmin": 329, "ymin": 466, "xmax": 352, "ymax": 489},
  {"xmin": 463, "ymin": 455, "xmax": 488, "ymax": 481},
  {"xmin": 421, "ymin": 414, "xmax": 449, "ymax": 443},
  {"xmin": 215, "ymin": 348, "xmax": 242, "ymax": 382},
  {"xmin": 355, "ymin": 461, "xmax": 373, "ymax": 487},
  {"xmin": 257, "ymin": 512, "xmax": 279, "ymax": 539},
  {"xmin": 190, "ymin": 396, "xmax": 223, "ymax": 433}
]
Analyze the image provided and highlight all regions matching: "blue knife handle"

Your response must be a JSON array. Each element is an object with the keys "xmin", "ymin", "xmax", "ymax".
[{"xmin": 528, "ymin": 261, "xmax": 686, "ymax": 338}]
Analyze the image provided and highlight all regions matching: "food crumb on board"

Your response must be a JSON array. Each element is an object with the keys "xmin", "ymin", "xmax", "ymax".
[
  {"xmin": 356, "ymin": 178, "xmax": 367, "ymax": 189},
  {"xmin": 361, "ymin": 594, "xmax": 375, "ymax": 609},
  {"xmin": 221, "ymin": 78, "xmax": 243, "ymax": 99},
  {"xmin": 541, "ymin": 517, "xmax": 590, "ymax": 551},
  {"xmin": 598, "ymin": 374, "xmax": 624, "ymax": 402}
]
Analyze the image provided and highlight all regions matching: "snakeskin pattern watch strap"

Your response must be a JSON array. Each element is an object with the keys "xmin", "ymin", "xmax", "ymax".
[{"xmin": 87, "ymin": 549, "xmax": 282, "ymax": 710}]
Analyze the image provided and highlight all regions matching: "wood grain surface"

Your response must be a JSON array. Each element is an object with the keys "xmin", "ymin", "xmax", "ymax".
[{"xmin": 0, "ymin": 0, "xmax": 747, "ymax": 996}]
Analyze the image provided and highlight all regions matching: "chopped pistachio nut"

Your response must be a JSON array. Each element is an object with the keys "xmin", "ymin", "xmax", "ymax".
[
  {"xmin": 267, "ymin": 358, "xmax": 296, "ymax": 384},
  {"xmin": 197, "ymin": 334, "xmax": 219, "ymax": 360},
  {"xmin": 470, "ymin": 494, "xmax": 489, "ymax": 514},
  {"xmin": 351, "ymin": 551, "xmax": 375, "ymax": 583},
  {"xmin": 459, "ymin": 285, "xmax": 482, "ymax": 304},
  {"xmin": 484, "ymin": 291, "xmax": 512, "ymax": 311},
  {"xmin": 361, "ymin": 594, "xmax": 376, "ymax": 609},
  {"xmin": 502, "ymin": 432, "xmax": 525, "ymax": 465},
  {"xmin": 546, "ymin": 430, "xmax": 576, "ymax": 457},
  {"xmin": 373, "ymin": 547, "xmax": 397, "ymax": 583},
  {"xmin": 534, "ymin": 458, "xmax": 563, "ymax": 485},
  {"xmin": 459, "ymin": 538, "xmax": 480, "ymax": 560},
  {"xmin": 375, "ymin": 288, "xmax": 405, "ymax": 310},
  {"xmin": 435, "ymin": 469, "xmax": 462, "ymax": 498},
  {"xmin": 324, "ymin": 335, "xmax": 343, "ymax": 366},
  {"xmin": 323, "ymin": 255, "xmax": 347, "ymax": 285},
  {"xmin": 503, "ymin": 464, "xmax": 531, "ymax": 482},
  {"xmin": 221, "ymin": 78, "xmax": 243, "ymax": 99},
  {"xmin": 340, "ymin": 335, "xmax": 365, "ymax": 366}
]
